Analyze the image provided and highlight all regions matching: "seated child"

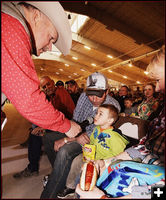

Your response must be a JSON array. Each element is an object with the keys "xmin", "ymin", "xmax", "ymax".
[
  {"xmin": 57, "ymin": 104, "xmax": 129, "ymax": 198},
  {"xmin": 120, "ymin": 97, "xmax": 138, "ymax": 117},
  {"xmin": 87, "ymin": 104, "xmax": 129, "ymax": 160}
]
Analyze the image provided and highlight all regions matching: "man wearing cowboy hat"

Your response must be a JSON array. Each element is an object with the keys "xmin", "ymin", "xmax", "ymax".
[{"xmin": 1, "ymin": 2, "xmax": 81, "ymax": 137}]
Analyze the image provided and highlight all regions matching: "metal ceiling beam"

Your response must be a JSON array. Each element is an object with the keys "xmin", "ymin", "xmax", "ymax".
[{"xmin": 61, "ymin": 2, "xmax": 163, "ymax": 49}]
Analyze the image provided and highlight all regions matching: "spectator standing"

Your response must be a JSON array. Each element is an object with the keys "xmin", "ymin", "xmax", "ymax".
[{"xmin": 1, "ymin": 1, "xmax": 80, "ymax": 137}]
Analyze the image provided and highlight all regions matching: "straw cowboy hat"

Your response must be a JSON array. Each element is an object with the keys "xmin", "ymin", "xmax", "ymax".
[{"xmin": 26, "ymin": 1, "xmax": 72, "ymax": 55}]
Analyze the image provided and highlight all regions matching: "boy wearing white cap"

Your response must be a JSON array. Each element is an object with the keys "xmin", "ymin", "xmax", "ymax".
[{"xmin": 1, "ymin": 2, "xmax": 80, "ymax": 136}]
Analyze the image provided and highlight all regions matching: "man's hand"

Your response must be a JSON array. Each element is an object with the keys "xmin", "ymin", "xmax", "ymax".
[
  {"xmin": 65, "ymin": 120, "xmax": 81, "ymax": 138},
  {"xmin": 75, "ymin": 184, "xmax": 105, "ymax": 199},
  {"xmin": 76, "ymin": 132, "xmax": 90, "ymax": 146},
  {"xmin": 54, "ymin": 138, "xmax": 66, "ymax": 151},
  {"xmin": 31, "ymin": 127, "xmax": 45, "ymax": 136}
]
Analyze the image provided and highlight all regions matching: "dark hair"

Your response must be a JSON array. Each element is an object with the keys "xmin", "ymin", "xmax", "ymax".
[
  {"xmin": 99, "ymin": 104, "xmax": 119, "ymax": 124},
  {"xmin": 65, "ymin": 80, "xmax": 76, "ymax": 85},
  {"xmin": 56, "ymin": 80, "xmax": 64, "ymax": 86},
  {"xmin": 124, "ymin": 97, "xmax": 134, "ymax": 102},
  {"xmin": 144, "ymin": 83, "xmax": 156, "ymax": 93},
  {"xmin": 121, "ymin": 85, "xmax": 129, "ymax": 92}
]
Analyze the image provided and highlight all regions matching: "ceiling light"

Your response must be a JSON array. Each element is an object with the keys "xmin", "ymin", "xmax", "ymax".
[
  {"xmin": 72, "ymin": 56, "xmax": 78, "ymax": 60},
  {"xmin": 136, "ymin": 81, "xmax": 141, "ymax": 84},
  {"xmin": 80, "ymin": 68, "xmax": 85, "ymax": 71},
  {"xmin": 68, "ymin": 76, "xmax": 72, "ymax": 78},
  {"xmin": 128, "ymin": 63, "xmax": 132, "ymax": 67},
  {"xmin": 91, "ymin": 63, "xmax": 96, "ymax": 66},
  {"xmin": 144, "ymin": 71, "xmax": 149, "ymax": 75},
  {"xmin": 65, "ymin": 64, "xmax": 69, "ymax": 67},
  {"xmin": 73, "ymin": 73, "xmax": 78, "ymax": 75},
  {"xmin": 84, "ymin": 45, "xmax": 91, "ymax": 50},
  {"xmin": 59, "ymin": 68, "xmax": 63, "ymax": 71},
  {"xmin": 107, "ymin": 55, "xmax": 113, "ymax": 59},
  {"xmin": 108, "ymin": 69, "xmax": 112, "ymax": 73},
  {"xmin": 123, "ymin": 76, "xmax": 127, "ymax": 79},
  {"xmin": 56, "ymin": 72, "xmax": 60, "ymax": 75}
]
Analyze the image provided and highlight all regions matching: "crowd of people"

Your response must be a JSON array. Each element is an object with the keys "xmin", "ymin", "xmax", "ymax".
[
  {"xmin": 2, "ymin": 1, "xmax": 165, "ymax": 199},
  {"xmin": 11, "ymin": 46, "xmax": 164, "ymax": 199}
]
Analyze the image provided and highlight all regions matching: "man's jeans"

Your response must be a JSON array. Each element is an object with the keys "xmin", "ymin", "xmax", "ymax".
[
  {"xmin": 40, "ymin": 131, "xmax": 82, "ymax": 198},
  {"xmin": 66, "ymin": 153, "xmax": 83, "ymax": 189}
]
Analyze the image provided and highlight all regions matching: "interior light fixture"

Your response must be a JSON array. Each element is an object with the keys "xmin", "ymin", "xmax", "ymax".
[
  {"xmin": 91, "ymin": 63, "xmax": 96, "ymax": 66},
  {"xmin": 144, "ymin": 71, "xmax": 149, "ymax": 75},
  {"xmin": 128, "ymin": 63, "xmax": 132, "ymax": 67},
  {"xmin": 73, "ymin": 72, "xmax": 78, "ymax": 76},
  {"xmin": 80, "ymin": 68, "xmax": 85, "ymax": 71},
  {"xmin": 123, "ymin": 75, "xmax": 127, "ymax": 79},
  {"xmin": 56, "ymin": 72, "xmax": 60, "ymax": 75},
  {"xmin": 107, "ymin": 55, "xmax": 113, "ymax": 59},
  {"xmin": 84, "ymin": 45, "xmax": 91, "ymax": 50},
  {"xmin": 72, "ymin": 56, "xmax": 78, "ymax": 60},
  {"xmin": 136, "ymin": 81, "xmax": 141, "ymax": 84},
  {"xmin": 108, "ymin": 69, "xmax": 112, "ymax": 73},
  {"xmin": 65, "ymin": 64, "xmax": 69, "ymax": 67},
  {"xmin": 59, "ymin": 68, "xmax": 63, "ymax": 71},
  {"xmin": 68, "ymin": 76, "xmax": 72, "ymax": 78}
]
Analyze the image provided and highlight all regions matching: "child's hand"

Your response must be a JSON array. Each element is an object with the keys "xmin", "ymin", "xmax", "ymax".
[{"xmin": 93, "ymin": 159, "xmax": 105, "ymax": 175}]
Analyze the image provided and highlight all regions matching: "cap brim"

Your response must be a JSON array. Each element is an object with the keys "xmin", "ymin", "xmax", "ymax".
[
  {"xmin": 25, "ymin": 2, "xmax": 72, "ymax": 56},
  {"xmin": 86, "ymin": 90, "xmax": 105, "ymax": 98}
]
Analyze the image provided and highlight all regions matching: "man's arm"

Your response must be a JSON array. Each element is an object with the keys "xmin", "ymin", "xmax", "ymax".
[{"xmin": 1, "ymin": 13, "xmax": 72, "ymax": 133}]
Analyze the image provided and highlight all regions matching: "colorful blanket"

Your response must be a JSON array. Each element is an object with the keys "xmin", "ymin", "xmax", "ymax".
[{"xmin": 97, "ymin": 160, "xmax": 165, "ymax": 197}]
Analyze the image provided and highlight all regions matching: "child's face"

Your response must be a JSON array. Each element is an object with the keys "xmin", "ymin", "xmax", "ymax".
[
  {"xmin": 124, "ymin": 100, "xmax": 132, "ymax": 108},
  {"xmin": 94, "ymin": 107, "xmax": 112, "ymax": 126}
]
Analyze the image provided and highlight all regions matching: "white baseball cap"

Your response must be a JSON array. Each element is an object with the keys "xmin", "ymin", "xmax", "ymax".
[
  {"xmin": 25, "ymin": 1, "xmax": 72, "ymax": 55},
  {"xmin": 86, "ymin": 72, "xmax": 108, "ymax": 97}
]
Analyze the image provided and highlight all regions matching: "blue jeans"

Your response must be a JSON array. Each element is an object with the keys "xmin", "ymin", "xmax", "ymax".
[
  {"xmin": 40, "ymin": 132, "xmax": 82, "ymax": 198},
  {"xmin": 27, "ymin": 133, "xmax": 42, "ymax": 172}
]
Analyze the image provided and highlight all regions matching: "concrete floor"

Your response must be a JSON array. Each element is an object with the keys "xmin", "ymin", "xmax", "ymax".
[{"xmin": 1, "ymin": 103, "xmax": 75, "ymax": 199}]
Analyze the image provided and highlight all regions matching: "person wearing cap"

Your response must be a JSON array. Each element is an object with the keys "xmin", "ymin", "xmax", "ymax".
[
  {"xmin": 65, "ymin": 80, "xmax": 82, "ymax": 106},
  {"xmin": 1, "ymin": 2, "xmax": 81, "ymax": 137},
  {"xmin": 40, "ymin": 72, "xmax": 120, "ymax": 198}
]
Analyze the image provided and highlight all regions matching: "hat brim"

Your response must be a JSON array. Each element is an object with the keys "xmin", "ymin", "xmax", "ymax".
[
  {"xmin": 86, "ymin": 90, "xmax": 106, "ymax": 98},
  {"xmin": 25, "ymin": 2, "xmax": 72, "ymax": 56}
]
